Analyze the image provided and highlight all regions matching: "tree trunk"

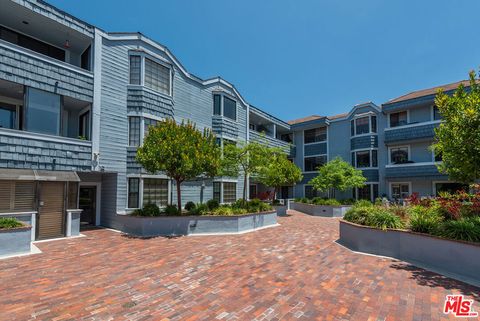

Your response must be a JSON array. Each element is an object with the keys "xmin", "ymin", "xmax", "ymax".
[
  {"xmin": 243, "ymin": 174, "xmax": 248, "ymax": 200},
  {"xmin": 176, "ymin": 179, "xmax": 182, "ymax": 211}
]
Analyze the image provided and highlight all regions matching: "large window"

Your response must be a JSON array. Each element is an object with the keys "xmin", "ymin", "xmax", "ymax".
[
  {"xmin": 0, "ymin": 103, "xmax": 17, "ymax": 129},
  {"xmin": 129, "ymin": 56, "xmax": 171, "ymax": 96},
  {"xmin": 223, "ymin": 182, "xmax": 237, "ymax": 203},
  {"xmin": 128, "ymin": 117, "xmax": 141, "ymax": 146},
  {"xmin": 128, "ymin": 178, "xmax": 140, "ymax": 208},
  {"xmin": 434, "ymin": 182, "xmax": 467, "ymax": 196},
  {"xmin": 25, "ymin": 88, "xmax": 61, "ymax": 136},
  {"xmin": 390, "ymin": 111, "xmax": 408, "ymax": 127},
  {"xmin": 0, "ymin": 181, "xmax": 36, "ymax": 213},
  {"xmin": 304, "ymin": 127, "xmax": 327, "ymax": 144},
  {"xmin": 352, "ymin": 150, "xmax": 377, "ymax": 168},
  {"xmin": 129, "ymin": 56, "xmax": 141, "ymax": 85},
  {"xmin": 223, "ymin": 97, "xmax": 237, "ymax": 120},
  {"xmin": 304, "ymin": 156, "xmax": 326, "ymax": 172},
  {"xmin": 355, "ymin": 117, "xmax": 370, "ymax": 135},
  {"xmin": 212, "ymin": 94, "xmax": 237, "ymax": 121},
  {"xmin": 390, "ymin": 146, "xmax": 409, "ymax": 164},
  {"xmin": 354, "ymin": 184, "xmax": 379, "ymax": 202},
  {"xmin": 143, "ymin": 178, "xmax": 168, "ymax": 207},
  {"xmin": 391, "ymin": 183, "xmax": 410, "ymax": 200},
  {"xmin": 213, "ymin": 182, "xmax": 221, "ymax": 203}
]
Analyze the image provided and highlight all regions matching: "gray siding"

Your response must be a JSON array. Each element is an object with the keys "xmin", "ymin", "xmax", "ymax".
[
  {"xmin": 0, "ymin": 130, "xmax": 91, "ymax": 171},
  {"xmin": 362, "ymin": 169, "xmax": 379, "ymax": 182},
  {"xmin": 384, "ymin": 123, "xmax": 438, "ymax": 144},
  {"xmin": 351, "ymin": 135, "xmax": 378, "ymax": 150},
  {"xmin": 212, "ymin": 116, "xmax": 238, "ymax": 138},
  {"xmin": 127, "ymin": 88, "xmax": 174, "ymax": 118},
  {"xmin": 0, "ymin": 41, "xmax": 94, "ymax": 102},
  {"xmin": 249, "ymin": 130, "xmax": 291, "ymax": 154},
  {"xmin": 304, "ymin": 142, "xmax": 327, "ymax": 156}
]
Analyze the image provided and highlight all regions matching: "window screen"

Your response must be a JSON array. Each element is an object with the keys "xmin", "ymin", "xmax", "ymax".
[
  {"xmin": 128, "ymin": 178, "xmax": 140, "ymax": 208},
  {"xmin": 144, "ymin": 58, "xmax": 170, "ymax": 95},
  {"xmin": 129, "ymin": 56, "xmax": 141, "ymax": 85},
  {"xmin": 223, "ymin": 97, "xmax": 236, "ymax": 121},
  {"xmin": 143, "ymin": 178, "xmax": 168, "ymax": 207},
  {"xmin": 129, "ymin": 117, "xmax": 141, "ymax": 146},
  {"xmin": 223, "ymin": 182, "xmax": 236, "ymax": 203}
]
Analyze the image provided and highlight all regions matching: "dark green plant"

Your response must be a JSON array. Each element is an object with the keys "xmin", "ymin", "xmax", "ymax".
[
  {"xmin": 365, "ymin": 207, "xmax": 405, "ymax": 230},
  {"xmin": 343, "ymin": 206, "xmax": 372, "ymax": 225},
  {"xmin": 353, "ymin": 199, "xmax": 373, "ymax": 208},
  {"xmin": 185, "ymin": 201, "xmax": 196, "ymax": 212},
  {"xmin": 190, "ymin": 203, "xmax": 209, "ymax": 215},
  {"xmin": 139, "ymin": 202, "xmax": 161, "ymax": 216},
  {"xmin": 340, "ymin": 198, "xmax": 356, "ymax": 205},
  {"xmin": 438, "ymin": 219, "xmax": 480, "ymax": 242},
  {"xmin": 206, "ymin": 199, "xmax": 219, "ymax": 210},
  {"xmin": 0, "ymin": 217, "xmax": 23, "ymax": 229},
  {"xmin": 408, "ymin": 206, "xmax": 442, "ymax": 234},
  {"xmin": 164, "ymin": 205, "xmax": 179, "ymax": 216}
]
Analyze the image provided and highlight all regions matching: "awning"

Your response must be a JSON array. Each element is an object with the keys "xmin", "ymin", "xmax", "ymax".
[{"xmin": 0, "ymin": 169, "xmax": 80, "ymax": 182}]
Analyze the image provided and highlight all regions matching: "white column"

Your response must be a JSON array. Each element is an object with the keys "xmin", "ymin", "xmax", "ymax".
[{"xmin": 66, "ymin": 211, "xmax": 72, "ymax": 237}]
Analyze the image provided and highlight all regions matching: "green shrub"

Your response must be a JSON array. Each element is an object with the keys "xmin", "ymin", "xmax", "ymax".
[
  {"xmin": 257, "ymin": 201, "xmax": 272, "ymax": 212},
  {"xmin": 164, "ymin": 205, "xmax": 179, "ymax": 216},
  {"xmin": 131, "ymin": 208, "xmax": 143, "ymax": 216},
  {"xmin": 408, "ymin": 205, "xmax": 442, "ymax": 234},
  {"xmin": 340, "ymin": 198, "xmax": 356, "ymax": 205},
  {"xmin": 0, "ymin": 217, "xmax": 23, "ymax": 229},
  {"xmin": 438, "ymin": 219, "xmax": 480, "ymax": 242},
  {"xmin": 232, "ymin": 208, "xmax": 248, "ymax": 215},
  {"xmin": 142, "ymin": 203, "xmax": 161, "ymax": 216},
  {"xmin": 354, "ymin": 199, "xmax": 373, "ymax": 208},
  {"xmin": 298, "ymin": 197, "xmax": 309, "ymax": 204},
  {"xmin": 206, "ymin": 199, "xmax": 219, "ymax": 210},
  {"xmin": 390, "ymin": 205, "xmax": 409, "ymax": 221},
  {"xmin": 374, "ymin": 197, "xmax": 383, "ymax": 206},
  {"xmin": 272, "ymin": 199, "xmax": 281, "ymax": 206},
  {"xmin": 185, "ymin": 201, "xmax": 196, "ymax": 212},
  {"xmin": 190, "ymin": 203, "xmax": 209, "ymax": 215},
  {"xmin": 365, "ymin": 207, "xmax": 405, "ymax": 230},
  {"xmin": 231, "ymin": 199, "xmax": 248, "ymax": 209},
  {"xmin": 343, "ymin": 206, "xmax": 372, "ymax": 225},
  {"xmin": 212, "ymin": 206, "xmax": 233, "ymax": 216}
]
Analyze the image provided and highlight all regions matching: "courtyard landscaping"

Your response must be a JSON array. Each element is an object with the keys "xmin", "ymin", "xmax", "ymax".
[{"xmin": 1, "ymin": 210, "xmax": 479, "ymax": 320}]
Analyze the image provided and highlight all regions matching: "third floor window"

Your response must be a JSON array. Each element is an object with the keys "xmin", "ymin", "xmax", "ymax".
[
  {"xmin": 213, "ymin": 94, "xmax": 237, "ymax": 121},
  {"xmin": 129, "ymin": 55, "xmax": 171, "ymax": 96},
  {"xmin": 390, "ymin": 111, "xmax": 408, "ymax": 127},
  {"xmin": 351, "ymin": 115, "xmax": 377, "ymax": 136},
  {"xmin": 304, "ymin": 127, "xmax": 326, "ymax": 144}
]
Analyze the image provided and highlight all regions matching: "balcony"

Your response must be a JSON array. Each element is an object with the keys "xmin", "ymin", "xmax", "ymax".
[
  {"xmin": 384, "ymin": 121, "xmax": 440, "ymax": 144},
  {"xmin": 385, "ymin": 163, "xmax": 446, "ymax": 179},
  {"xmin": 0, "ymin": 128, "xmax": 92, "ymax": 171},
  {"xmin": 249, "ymin": 129, "xmax": 293, "ymax": 155}
]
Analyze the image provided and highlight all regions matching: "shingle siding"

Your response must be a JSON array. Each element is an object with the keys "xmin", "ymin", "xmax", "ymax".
[
  {"xmin": 384, "ymin": 123, "xmax": 438, "ymax": 144},
  {"xmin": 304, "ymin": 142, "xmax": 327, "ymax": 156},
  {"xmin": 385, "ymin": 165, "xmax": 444, "ymax": 179},
  {"xmin": 351, "ymin": 135, "xmax": 378, "ymax": 150},
  {"xmin": 127, "ymin": 88, "xmax": 174, "ymax": 118}
]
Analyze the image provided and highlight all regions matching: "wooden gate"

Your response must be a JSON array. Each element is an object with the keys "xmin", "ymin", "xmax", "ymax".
[{"xmin": 37, "ymin": 181, "xmax": 65, "ymax": 240}]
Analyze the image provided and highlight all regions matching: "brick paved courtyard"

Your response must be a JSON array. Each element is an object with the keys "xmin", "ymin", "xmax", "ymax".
[{"xmin": 0, "ymin": 211, "xmax": 479, "ymax": 321}]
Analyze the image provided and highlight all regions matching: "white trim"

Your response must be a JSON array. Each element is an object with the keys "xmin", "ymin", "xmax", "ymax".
[
  {"xmin": 387, "ymin": 145, "xmax": 411, "ymax": 165},
  {"xmin": 189, "ymin": 223, "xmax": 280, "ymax": 236},
  {"xmin": 0, "ymin": 40, "xmax": 94, "ymax": 77},
  {"xmin": 351, "ymin": 148, "xmax": 378, "ymax": 169},
  {"xmin": 328, "ymin": 103, "xmax": 382, "ymax": 123},
  {"xmin": 126, "ymin": 85, "xmax": 174, "ymax": 102},
  {"xmin": 385, "ymin": 161, "xmax": 440, "ymax": 168},
  {"xmin": 384, "ymin": 119, "xmax": 441, "ymax": 131},
  {"xmin": 213, "ymin": 178, "xmax": 238, "ymax": 183},
  {"xmin": 0, "ymin": 127, "xmax": 92, "ymax": 146},
  {"xmin": 79, "ymin": 182, "xmax": 102, "ymax": 226},
  {"xmin": 91, "ymin": 28, "xmax": 102, "ymax": 168},
  {"xmin": 388, "ymin": 181, "xmax": 412, "ymax": 200},
  {"xmin": 350, "ymin": 114, "xmax": 378, "ymax": 138}
]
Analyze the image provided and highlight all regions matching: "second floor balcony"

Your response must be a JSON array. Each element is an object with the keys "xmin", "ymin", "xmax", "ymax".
[
  {"xmin": 384, "ymin": 121, "xmax": 440, "ymax": 144},
  {"xmin": 249, "ymin": 129, "xmax": 294, "ymax": 156}
]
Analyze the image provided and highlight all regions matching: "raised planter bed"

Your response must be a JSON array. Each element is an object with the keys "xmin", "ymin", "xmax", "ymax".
[
  {"xmin": 0, "ymin": 225, "xmax": 32, "ymax": 257},
  {"xmin": 338, "ymin": 220, "xmax": 480, "ymax": 286},
  {"xmin": 291, "ymin": 202, "xmax": 351, "ymax": 217},
  {"xmin": 115, "ymin": 211, "xmax": 278, "ymax": 237}
]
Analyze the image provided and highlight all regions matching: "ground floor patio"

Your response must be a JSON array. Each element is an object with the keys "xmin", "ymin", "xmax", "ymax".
[{"xmin": 0, "ymin": 211, "xmax": 478, "ymax": 320}]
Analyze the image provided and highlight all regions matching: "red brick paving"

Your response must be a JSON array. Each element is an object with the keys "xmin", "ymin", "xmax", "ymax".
[{"xmin": 0, "ymin": 211, "xmax": 479, "ymax": 320}]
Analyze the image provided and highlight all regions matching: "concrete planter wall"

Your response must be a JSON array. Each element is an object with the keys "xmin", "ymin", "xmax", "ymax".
[
  {"xmin": 116, "ymin": 211, "xmax": 278, "ymax": 237},
  {"xmin": 291, "ymin": 202, "xmax": 351, "ymax": 217},
  {"xmin": 339, "ymin": 220, "xmax": 480, "ymax": 286},
  {"xmin": 273, "ymin": 205, "xmax": 287, "ymax": 216},
  {"xmin": 0, "ymin": 225, "xmax": 31, "ymax": 257}
]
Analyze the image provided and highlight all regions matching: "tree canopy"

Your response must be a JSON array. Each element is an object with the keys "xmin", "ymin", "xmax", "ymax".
[
  {"xmin": 257, "ymin": 149, "xmax": 303, "ymax": 200},
  {"xmin": 136, "ymin": 119, "xmax": 221, "ymax": 210},
  {"xmin": 308, "ymin": 157, "xmax": 366, "ymax": 198},
  {"xmin": 433, "ymin": 70, "xmax": 480, "ymax": 184}
]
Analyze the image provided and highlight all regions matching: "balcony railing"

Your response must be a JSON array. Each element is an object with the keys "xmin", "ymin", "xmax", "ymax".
[
  {"xmin": 0, "ymin": 128, "xmax": 92, "ymax": 171},
  {"xmin": 385, "ymin": 162, "xmax": 445, "ymax": 179},
  {"xmin": 384, "ymin": 121, "xmax": 440, "ymax": 144},
  {"xmin": 249, "ymin": 129, "xmax": 293, "ymax": 156}
]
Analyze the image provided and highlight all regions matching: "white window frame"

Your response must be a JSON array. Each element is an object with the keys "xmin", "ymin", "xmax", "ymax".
[
  {"xmin": 351, "ymin": 113, "xmax": 378, "ymax": 137},
  {"xmin": 388, "ymin": 145, "xmax": 411, "ymax": 165},
  {"xmin": 387, "ymin": 110, "xmax": 410, "ymax": 128},
  {"xmin": 389, "ymin": 182, "xmax": 412, "ymax": 200},
  {"xmin": 351, "ymin": 148, "xmax": 378, "ymax": 169},
  {"xmin": 126, "ymin": 175, "xmax": 172, "ymax": 210},
  {"xmin": 213, "ymin": 92, "xmax": 237, "ymax": 121},
  {"xmin": 354, "ymin": 183, "xmax": 379, "ymax": 202}
]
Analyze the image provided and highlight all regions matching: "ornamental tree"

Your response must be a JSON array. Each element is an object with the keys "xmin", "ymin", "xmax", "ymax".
[
  {"xmin": 220, "ymin": 141, "xmax": 269, "ymax": 200},
  {"xmin": 308, "ymin": 157, "xmax": 366, "ymax": 198},
  {"xmin": 257, "ymin": 149, "xmax": 303, "ymax": 201},
  {"xmin": 136, "ymin": 119, "xmax": 221, "ymax": 210},
  {"xmin": 433, "ymin": 70, "xmax": 480, "ymax": 183}
]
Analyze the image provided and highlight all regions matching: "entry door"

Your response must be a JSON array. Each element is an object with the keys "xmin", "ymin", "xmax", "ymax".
[
  {"xmin": 37, "ymin": 181, "xmax": 65, "ymax": 240},
  {"xmin": 79, "ymin": 186, "xmax": 96, "ymax": 226}
]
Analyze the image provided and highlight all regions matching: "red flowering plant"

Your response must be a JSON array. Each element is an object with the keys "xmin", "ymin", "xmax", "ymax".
[{"xmin": 436, "ymin": 192, "xmax": 463, "ymax": 220}]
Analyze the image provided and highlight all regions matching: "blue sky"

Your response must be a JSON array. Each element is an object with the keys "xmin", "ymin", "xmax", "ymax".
[{"xmin": 50, "ymin": 0, "xmax": 479, "ymax": 121}]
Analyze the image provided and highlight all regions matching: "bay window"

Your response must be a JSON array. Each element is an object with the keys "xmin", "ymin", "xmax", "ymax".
[
  {"xmin": 212, "ymin": 94, "xmax": 237, "ymax": 121},
  {"xmin": 129, "ymin": 55, "xmax": 172, "ymax": 96},
  {"xmin": 304, "ymin": 127, "xmax": 327, "ymax": 144},
  {"xmin": 144, "ymin": 118, "xmax": 158, "ymax": 138},
  {"xmin": 352, "ymin": 149, "xmax": 378, "ymax": 168},
  {"xmin": 433, "ymin": 105, "xmax": 441, "ymax": 120},
  {"xmin": 129, "ymin": 56, "xmax": 141, "ymax": 85},
  {"xmin": 351, "ymin": 114, "xmax": 377, "ymax": 136},
  {"xmin": 213, "ymin": 182, "xmax": 221, "ymax": 203}
]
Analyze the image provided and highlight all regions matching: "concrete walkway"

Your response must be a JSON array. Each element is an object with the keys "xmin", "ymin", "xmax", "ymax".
[{"xmin": 0, "ymin": 211, "xmax": 478, "ymax": 320}]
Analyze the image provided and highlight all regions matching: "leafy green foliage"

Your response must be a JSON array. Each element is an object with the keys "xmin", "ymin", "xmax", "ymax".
[
  {"xmin": 206, "ymin": 199, "xmax": 219, "ymax": 210},
  {"xmin": 353, "ymin": 199, "xmax": 373, "ymax": 208},
  {"xmin": 311, "ymin": 197, "xmax": 341, "ymax": 206},
  {"xmin": 0, "ymin": 217, "xmax": 23, "ymax": 229},
  {"xmin": 184, "ymin": 201, "xmax": 196, "ymax": 212},
  {"xmin": 257, "ymin": 149, "xmax": 302, "ymax": 200},
  {"xmin": 190, "ymin": 203, "xmax": 209, "ymax": 216},
  {"xmin": 438, "ymin": 219, "xmax": 480, "ymax": 242},
  {"xmin": 408, "ymin": 205, "xmax": 443, "ymax": 234},
  {"xmin": 344, "ymin": 206, "xmax": 372, "ymax": 225},
  {"xmin": 221, "ymin": 141, "xmax": 269, "ymax": 200},
  {"xmin": 433, "ymin": 71, "xmax": 480, "ymax": 183},
  {"xmin": 136, "ymin": 119, "xmax": 221, "ymax": 210},
  {"xmin": 364, "ymin": 207, "xmax": 405, "ymax": 230},
  {"xmin": 309, "ymin": 157, "xmax": 366, "ymax": 198},
  {"xmin": 164, "ymin": 205, "xmax": 179, "ymax": 216},
  {"xmin": 131, "ymin": 203, "xmax": 161, "ymax": 217}
]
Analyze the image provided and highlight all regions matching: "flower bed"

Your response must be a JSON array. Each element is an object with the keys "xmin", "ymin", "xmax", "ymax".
[
  {"xmin": 339, "ymin": 220, "xmax": 480, "ymax": 286},
  {"xmin": 291, "ymin": 198, "xmax": 354, "ymax": 217},
  {"xmin": 0, "ymin": 217, "xmax": 31, "ymax": 257}
]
